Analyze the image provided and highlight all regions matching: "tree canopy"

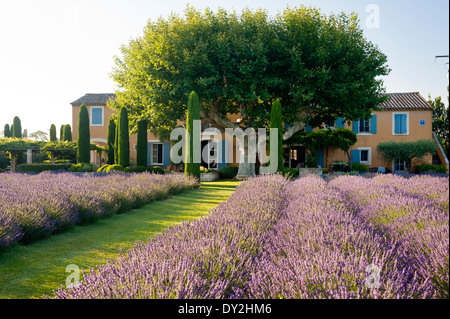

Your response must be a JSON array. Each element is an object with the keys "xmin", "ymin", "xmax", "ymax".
[{"xmin": 109, "ymin": 5, "xmax": 390, "ymax": 139}]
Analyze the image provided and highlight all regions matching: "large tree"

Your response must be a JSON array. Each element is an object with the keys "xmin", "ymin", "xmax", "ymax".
[
  {"xmin": 12, "ymin": 116, "xmax": 22, "ymax": 138},
  {"xmin": 109, "ymin": 5, "xmax": 390, "ymax": 176},
  {"xmin": 429, "ymin": 87, "xmax": 449, "ymax": 156},
  {"xmin": 117, "ymin": 107, "xmax": 130, "ymax": 167},
  {"xmin": 49, "ymin": 124, "xmax": 57, "ymax": 141},
  {"xmin": 107, "ymin": 116, "xmax": 116, "ymax": 165}
]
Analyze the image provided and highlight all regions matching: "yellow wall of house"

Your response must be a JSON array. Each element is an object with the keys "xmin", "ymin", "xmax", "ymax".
[
  {"xmin": 325, "ymin": 109, "xmax": 433, "ymax": 170},
  {"xmin": 72, "ymin": 103, "xmax": 433, "ymax": 171}
]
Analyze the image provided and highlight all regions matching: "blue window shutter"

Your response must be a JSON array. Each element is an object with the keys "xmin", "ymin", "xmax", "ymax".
[
  {"xmin": 400, "ymin": 114, "xmax": 407, "ymax": 133},
  {"xmin": 370, "ymin": 115, "xmax": 377, "ymax": 134},
  {"xmin": 147, "ymin": 142, "xmax": 151, "ymax": 165},
  {"xmin": 217, "ymin": 140, "xmax": 228, "ymax": 169},
  {"xmin": 336, "ymin": 117, "xmax": 345, "ymax": 128},
  {"xmin": 305, "ymin": 125, "xmax": 312, "ymax": 132},
  {"xmin": 163, "ymin": 142, "xmax": 171, "ymax": 165},
  {"xmin": 91, "ymin": 108, "xmax": 102, "ymax": 125},
  {"xmin": 394, "ymin": 114, "xmax": 401, "ymax": 133},
  {"xmin": 352, "ymin": 120, "xmax": 359, "ymax": 134},
  {"xmin": 351, "ymin": 149, "xmax": 360, "ymax": 163}
]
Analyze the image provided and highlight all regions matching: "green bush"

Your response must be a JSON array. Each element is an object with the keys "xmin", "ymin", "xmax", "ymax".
[
  {"xmin": 105, "ymin": 164, "xmax": 124, "ymax": 173},
  {"xmin": 123, "ymin": 166, "xmax": 148, "ymax": 173},
  {"xmin": 218, "ymin": 166, "xmax": 238, "ymax": 179},
  {"xmin": 97, "ymin": 164, "xmax": 110, "ymax": 172},
  {"xmin": 200, "ymin": 166, "xmax": 214, "ymax": 173},
  {"xmin": 281, "ymin": 167, "xmax": 299, "ymax": 179},
  {"xmin": 149, "ymin": 166, "xmax": 165, "ymax": 174},
  {"xmin": 351, "ymin": 163, "xmax": 369, "ymax": 173},
  {"xmin": 68, "ymin": 163, "xmax": 96, "ymax": 172},
  {"xmin": 331, "ymin": 161, "xmax": 349, "ymax": 172},
  {"xmin": 415, "ymin": 163, "xmax": 448, "ymax": 174},
  {"xmin": 17, "ymin": 163, "xmax": 72, "ymax": 172}
]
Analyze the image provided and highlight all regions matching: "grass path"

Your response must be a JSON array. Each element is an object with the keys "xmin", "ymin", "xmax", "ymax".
[{"xmin": 0, "ymin": 180, "xmax": 240, "ymax": 299}]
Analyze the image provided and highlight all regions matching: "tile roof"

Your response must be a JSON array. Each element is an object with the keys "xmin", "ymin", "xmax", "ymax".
[
  {"xmin": 70, "ymin": 93, "xmax": 116, "ymax": 106},
  {"xmin": 379, "ymin": 92, "xmax": 432, "ymax": 111}
]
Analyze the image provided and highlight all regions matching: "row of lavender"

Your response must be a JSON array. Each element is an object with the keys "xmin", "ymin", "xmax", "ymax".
[
  {"xmin": 328, "ymin": 174, "xmax": 449, "ymax": 298},
  {"xmin": 52, "ymin": 174, "xmax": 448, "ymax": 299},
  {"xmin": 0, "ymin": 172, "xmax": 199, "ymax": 250}
]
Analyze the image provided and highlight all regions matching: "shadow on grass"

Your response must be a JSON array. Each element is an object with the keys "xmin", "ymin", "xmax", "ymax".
[{"xmin": 0, "ymin": 179, "xmax": 240, "ymax": 299}]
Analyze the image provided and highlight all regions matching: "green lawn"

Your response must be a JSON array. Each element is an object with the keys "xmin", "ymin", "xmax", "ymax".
[{"xmin": 0, "ymin": 180, "xmax": 240, "ymax": 299}]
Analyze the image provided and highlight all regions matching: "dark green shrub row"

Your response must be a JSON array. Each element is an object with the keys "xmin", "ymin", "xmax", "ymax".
[
  {"xmin": 97, "ymin": 164, "xmax": 168, "ymax": 174},
  {"xmin": 218, "ymin": 166, "xmax": 238, "ymax": 179},
  {"xmin": 351, "ymin": 163, "xmax": 369, "ymax": 173},
  {"xmin": 17, "ymin": 163, "xmax": 72, "ymax": 172},
  {"xmin": 415, "ymin": 163, "xmax": 448, "ymax": 174}
]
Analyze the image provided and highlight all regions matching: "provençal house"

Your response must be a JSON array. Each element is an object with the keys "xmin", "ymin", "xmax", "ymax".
[{"xmin": 70, "ymin": 92, "xmax": 448, "ymax": 173}]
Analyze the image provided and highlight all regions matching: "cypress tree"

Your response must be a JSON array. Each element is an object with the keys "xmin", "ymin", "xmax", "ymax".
[
  {"xmin": 60, "ymin": 125, "xmax": 65, "ymax": 141},
  {"xmin": 117, "ymin": 107, "xmax": 130, "ymax": 167},
  {"xmin": 136, "ymin": 119, "xmax": 148, "ymax": 167},
  {"xmin": 63, "ymin": 124, "xmax": 72, "ymax": 142},
  {"xmin": 185, "ymin": 91, "xmax": 200, "ymax": 179},
  {"xmin": 269, "ymin": 99, "xmax": 283, "ymax": 172},
  {"xmin": 107, "ymin": 116, "xmax": 116, "ymax": 165},
  {"xmin": 77, "ymin": 104, "xmax": 90, "ymax": 163},
  {"xmin": 12, "ymin": 116, "xmax": 22, "ymax": 138},
  {"xmin": 4, "ymin": 124, "xmax": 10, "ymax": 138},
  {"xmin": 114, "ymin": 116, "xmax": 119, "ymax": 164},
  {"xmin": 49, "ymin": 124, "xmax": 57, "ymax": 141}
]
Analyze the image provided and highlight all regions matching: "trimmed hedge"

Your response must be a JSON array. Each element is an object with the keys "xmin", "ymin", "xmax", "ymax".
[
  {"xmin": 415, "ymin": 163, "xmax": 448, "ymax": 174},
  {"xmin": 351, "ymin": 163, "xmax": 369, "ymax": 173},
  {"xmin": 218, "ymin": 166, "xmax": 238, "ymax": 179},
  {"xmin": 17, "ymin": 163, "xmax": 72, "ymax": 172},
  {"xmin": 68, "ymin": 163, "xmax": 96, "ymax": 172}
]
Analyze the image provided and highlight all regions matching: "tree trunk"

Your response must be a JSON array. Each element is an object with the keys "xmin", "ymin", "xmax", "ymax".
[{"xmin": 235, "ymin": 133, "xmax": 256, "ymax": 179}]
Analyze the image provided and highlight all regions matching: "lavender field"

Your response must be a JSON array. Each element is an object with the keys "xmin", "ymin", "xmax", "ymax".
[
  {"xmin": 0, "ymin": 172, "xmax": 199, "ymax": 250},
  {"xmin": 51, "ymin": 173, "xmax": 449, "ymax": 299}
]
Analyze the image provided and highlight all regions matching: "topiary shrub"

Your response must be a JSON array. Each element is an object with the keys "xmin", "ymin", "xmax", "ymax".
[
  {"xmin": 351, "ymin": 163, "xmax": 369, "ymax": 173},
  {"xmin": 218, "ymin": 166, "xmax": 238, "ymax": 179}
]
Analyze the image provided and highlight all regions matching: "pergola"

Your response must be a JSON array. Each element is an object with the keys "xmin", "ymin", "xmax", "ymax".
[{"xmin": 6, "ymin": 147, "xmax": 40, "ymax": 172}]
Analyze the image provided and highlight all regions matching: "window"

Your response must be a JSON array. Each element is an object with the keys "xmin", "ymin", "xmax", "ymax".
[
  {"xmin": 151, "ymin": 143, "xmax": 163, "ymax": 164},
  {"xmin": 359, "ymin": 118, "xmax": 370, "ymax": 133},
  {"xmin": 394, "ymin": 158, "xmax": 406, "ymax": 171},
  {"xmin": 360, "ymin": 150, "xmax": 369, "ymax": 162},
  {"xmin": 393, "ymin": 112, "xmax": 409, "ymax": 135},
  {"xmin": 90, "ymin": 106, "xmax": 104, "ymax": 126},
  {"xmin": 357, "ymin": 147, "xmax": 371, "ymax": 165}
]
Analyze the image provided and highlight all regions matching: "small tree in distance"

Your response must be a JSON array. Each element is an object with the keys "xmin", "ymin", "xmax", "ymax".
[{"xmin": 49, "ymin": 124, "xmax": 57, "ymax": 141}]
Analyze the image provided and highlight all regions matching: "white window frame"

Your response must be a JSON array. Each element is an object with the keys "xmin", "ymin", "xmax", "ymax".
[
  {"xmin": 151, "ymin": 142, "xmax": 164, "ymax": 165},
  {"xmin": 393, "ymin": 158, "xmax": 407, "ymax": 172},
  {"xmin": 392, "ymin": 112, "xmax": 409, "ymax": 135},
  {"xmin": 90, "ymin": 106, "xmax": 104, "ymax": 126},
  {"xmin": 358, "ymin": 147, "xmax": 372, "ymax": 165}
]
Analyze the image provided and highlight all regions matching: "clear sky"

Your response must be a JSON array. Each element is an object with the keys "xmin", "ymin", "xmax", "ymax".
[{"xmin": 0, "ymin": 0, "xmax": 448, "ymax": 136}]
